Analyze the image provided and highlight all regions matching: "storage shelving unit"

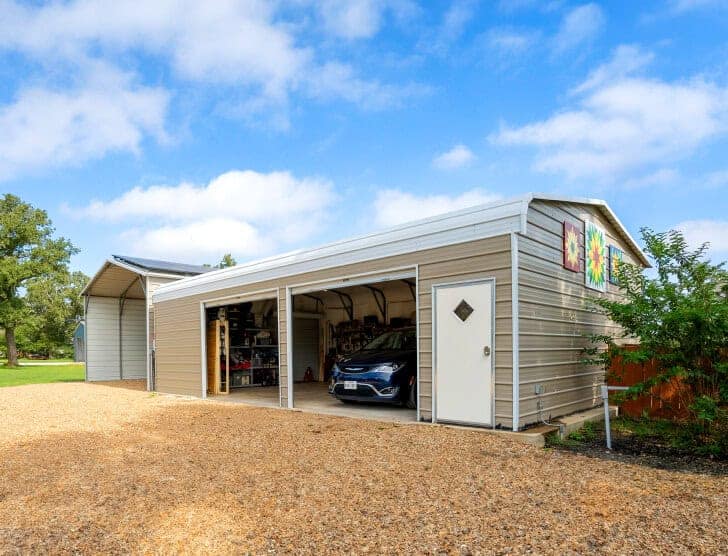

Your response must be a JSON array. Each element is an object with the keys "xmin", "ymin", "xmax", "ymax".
[
  {"xmin": 229, "ymin": 342, "xmax": 279, "ymax": 388},
  {"xmin": 206, "ymin": 302, "xmax": 279, "ymax": 392},
  {"xmin": 206, "ymin": 318, "xmax": 229, "ymax": 395}
]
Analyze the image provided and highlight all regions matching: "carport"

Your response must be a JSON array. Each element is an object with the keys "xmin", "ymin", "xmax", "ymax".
[{"xmin": 81, "ymin": 255, "xmax": 209, "ymax": 388}]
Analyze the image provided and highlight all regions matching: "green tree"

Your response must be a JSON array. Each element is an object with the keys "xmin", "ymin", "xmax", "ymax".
[
  {"xmin": 217, "ymin": 253, "xmax": 237, "ymax": 268},
  {"xmin": 586, "ymin": 228, "xmax": 728, "ymax": 452},
  {"xmin": 0, "ymin": 194, "xmax": 78, "ymax": 366},
  {"xmin": 16, "ymin": 270, "xmax": 89, "ymax": 357}
]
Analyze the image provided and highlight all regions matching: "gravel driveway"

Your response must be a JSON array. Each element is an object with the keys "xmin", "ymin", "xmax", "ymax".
[{"xmin": 0, "ymin": 383, "xmax": 726, "ymax": 554}]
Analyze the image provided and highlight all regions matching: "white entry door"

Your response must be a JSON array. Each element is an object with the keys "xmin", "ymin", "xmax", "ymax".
[{"xmin": 434, "ymin": 280, "xmax": 494, "ymax": 426}]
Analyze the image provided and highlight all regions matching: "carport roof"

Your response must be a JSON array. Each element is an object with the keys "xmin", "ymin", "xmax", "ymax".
[
  {"xmin": 82, "ymin": 255, "xmax": 210, "ymax": 298},
  {"xmin": 153, "ymin": 193, "xmax": 650, "ymax": 303},
  {"xmin": 110, "ymin": 255, "xmax": 211, "ymax": 276}
]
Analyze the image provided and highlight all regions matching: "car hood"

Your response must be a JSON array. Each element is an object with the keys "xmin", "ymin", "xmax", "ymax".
[{"xmin": 339, "ymin": 349, "xmax": 413, "ymax": 367}]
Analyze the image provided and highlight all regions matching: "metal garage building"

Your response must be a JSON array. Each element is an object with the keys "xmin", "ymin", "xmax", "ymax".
[
  {"xmin": 81, "ymin": 255, "xmax": 210, "ymax": 388},
  {"xmin": 151, "ymin": 194, "xmax": 649, "ymax": 431}
]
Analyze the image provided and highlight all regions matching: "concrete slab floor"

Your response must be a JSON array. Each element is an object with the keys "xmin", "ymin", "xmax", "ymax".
[
  {"xmin": 214, "ymin": 385, "xmax": 280, "ymax": 408},
  {"xmin": 212, "ymin": 382, "xmax": 417, "ymax": 424},
  {"xmin": 211, "ymin": 384, "xmax": 611, "ymax": 446}
]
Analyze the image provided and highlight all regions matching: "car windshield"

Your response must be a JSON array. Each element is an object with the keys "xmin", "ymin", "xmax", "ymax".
[{"xmin": 361, "ymin": 329, "xmax": 416, "ymax": 351}]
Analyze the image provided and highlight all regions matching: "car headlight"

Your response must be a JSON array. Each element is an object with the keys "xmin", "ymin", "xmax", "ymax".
[
  {"xmin": 371, "ymin": 363, "xmax": 401, "ymax": 374},
  {"xmin": 331, "ymin": 363, "xmax": 340, "ymax": 375}
]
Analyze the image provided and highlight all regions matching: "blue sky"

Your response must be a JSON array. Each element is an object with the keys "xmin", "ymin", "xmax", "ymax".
[{"xmin": 1, "ymin": 0, "xmax": 727, "ymax": 275}]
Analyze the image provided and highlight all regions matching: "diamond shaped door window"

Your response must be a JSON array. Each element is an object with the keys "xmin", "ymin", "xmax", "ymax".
[{"xmin": 454, "ymin": 299, "xmax": 474, "ymax": 322}]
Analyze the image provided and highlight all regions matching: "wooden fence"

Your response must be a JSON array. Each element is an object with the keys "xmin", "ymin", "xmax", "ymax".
[{"xmin": 608, "ymin": 345, "xmax": 691, "ymax": 419}]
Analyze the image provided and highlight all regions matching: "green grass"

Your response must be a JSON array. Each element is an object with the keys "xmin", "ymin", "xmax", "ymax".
[
  {"xmin": 0, "ymin": 363, "xmax": 85, "ymax": 387},
  {"xmin": 547, "ymin": 415, "xmax": 728, "ymax": 458},
  {"xmin": 547, "ymin": 420, "xmax": 600, "ymax": 448},
  {"xmin": 18, "ymin": 357, "xmax": 75, "ymax": 363}
]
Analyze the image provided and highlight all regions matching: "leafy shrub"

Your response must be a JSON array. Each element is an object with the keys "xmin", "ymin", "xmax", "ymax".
[{"xmin": 585, "ymin": 229, "xmax": 728, "ymax": 456}]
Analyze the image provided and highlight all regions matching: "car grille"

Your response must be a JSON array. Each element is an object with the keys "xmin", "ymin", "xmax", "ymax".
[
  {"xmin": 333, "ymin": 383, "xmax": 375, "ymax": 397},
  {"xmin": 340, "ymin": 365, "xmax": 370, "ymax": 373}
]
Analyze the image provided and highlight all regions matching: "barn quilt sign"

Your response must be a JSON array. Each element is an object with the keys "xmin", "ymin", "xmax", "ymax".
[
  {"xmin": 609, "ymin": 245, "xmax": 624, "ymax": 285},
  {"xmin": 585, "ymin": 222, "xmax": 607, "ymax": 291},
  {"xmin": 563, "ymin": 221, "xmax": 580, "ymax": 272}
]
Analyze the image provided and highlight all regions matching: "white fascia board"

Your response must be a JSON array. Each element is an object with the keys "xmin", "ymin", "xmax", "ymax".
[{"xmin": 153, "ymin": 198, "xmax": 526, "ymax": 303}]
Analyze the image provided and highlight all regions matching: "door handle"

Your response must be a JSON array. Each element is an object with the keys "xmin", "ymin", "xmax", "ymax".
[{"xmin": 483, "ymin": 346, "xmax": 491, "ymax": 356}]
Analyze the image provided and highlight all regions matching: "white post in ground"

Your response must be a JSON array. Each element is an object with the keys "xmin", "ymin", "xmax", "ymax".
[{"xmin": 602, "ymin": 385, "xmax": 629, "ymax": 450}]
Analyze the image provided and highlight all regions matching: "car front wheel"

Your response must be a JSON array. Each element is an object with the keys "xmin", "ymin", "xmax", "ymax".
[{"xmin": 405, "ymin": 381, "xmax": 416, "ymax": 409}]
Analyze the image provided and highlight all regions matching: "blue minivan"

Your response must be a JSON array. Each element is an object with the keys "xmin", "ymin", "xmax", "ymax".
[{"xmin": 329, "ymin": 327, "xmax": 417, "ymax": 408}]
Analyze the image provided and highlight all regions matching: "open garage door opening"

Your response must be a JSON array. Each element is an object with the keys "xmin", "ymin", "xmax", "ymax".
[
  {"xmin": 289, "ymin": 275, "xmax": 418, "ymax": 422},
  {"xmin": 204, "ymin": 297, "xmax": 280, "ymax": 407}
]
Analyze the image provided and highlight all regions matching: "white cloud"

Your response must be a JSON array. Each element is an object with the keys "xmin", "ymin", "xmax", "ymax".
[
  {"xmin": 432, "ymin": 144, "xmax": 476, "ymax": 169},
  {"xmin": 498, "ymin": 0, "xmax": 539, "ymax": 11},
  {"xmin": 485, "ymin": 27, "xmax": 540, "ymax": 56},
  {"xmin": 439, "ymin": 0, "xmax": 477, "ymax": 44},
  {"xmin": 308, "ymin": 62, "xmax": 429, "ymax": 110},
  {"xmin": 0, "ymin": 1, "xmax": 308, "ymax": 96},
  {"xmin": 675, "ymin": 220, "xmax": 728, "ymax": 258},
  {"xmin": 121, "ymin": 218, "xmax": 270, "ymax": 262},
  {"xmin": 69, "ymin": 170, "xmax": 337, "ymax": 261},
  {"xmin": 0, "ymin": 0, "xmax": 426, "ymax": 177},
  {"xmin": 670, "ymin": 0, "xmax": 728, "ymax": 13},
  {"xmin": 313, "ymin": 0, "xmax": 419, "ymax": 40},
  {"xmin": 623, "ymin": 168, "xmax": 679, "ymax": 189},
  {"xmin": 553, "ymin": 3, "xmax": 605, "ymax": 55},
  {"xmin": 491, "ymin": 47, "xmax": 728, "ymax": 181},
  {"xmin": 572, "ymin": 44, "xmax": 654, "ymax": 94},
  {"xmin": 421, "ymin": 0, "xmax": 477, "ymax": 55},
  {"xmin": 704, "ymin": 169, "xmax": 728, "ymax": 188},
  {"xmin": 373, "ymin": 188, "xmax": 501, "ymax": 227},
  {"xmin": 0, "ymin": 1, "xmax": 417, "ymax": 124},
  {"xmin": 0, "ymin": 62, "xmax": 168, "ymax": 180},
  {"xmin": 317, "ymin": 0, "xmax": 385, "ymax": 39}
]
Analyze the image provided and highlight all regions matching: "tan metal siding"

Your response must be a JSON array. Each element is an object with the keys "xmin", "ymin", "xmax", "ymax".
[
  {"xmin": 154, "ymin": 235, "xmax": 513, "ymax": 426},
  {"xmin": 517, "ymin": 200, "xmax": 639, "ymax": 428}
]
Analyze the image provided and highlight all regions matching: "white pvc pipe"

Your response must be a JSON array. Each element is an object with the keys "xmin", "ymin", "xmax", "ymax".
[{"xmin": 602, "ymin": 385, "xmax": 629, "ymax": 450}]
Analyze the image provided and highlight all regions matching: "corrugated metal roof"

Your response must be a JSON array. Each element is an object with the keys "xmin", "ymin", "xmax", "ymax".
[{"xmin": 111, "ymin": 255, "xmax": 211, "ymax": 276}]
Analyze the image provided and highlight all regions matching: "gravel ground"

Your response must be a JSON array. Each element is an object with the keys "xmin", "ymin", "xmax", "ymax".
[{"xmin": 0, "ymin": 383, "xmax": 726, "ymax": 555}]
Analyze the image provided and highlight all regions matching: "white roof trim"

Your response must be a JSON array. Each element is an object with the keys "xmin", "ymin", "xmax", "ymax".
[
  {"xmin": 153, "ymin": 193, "xmax": 649, "ymax": 303},
  {"xmin": 81, "ymin": 258, "xmax": 193, "ymax": 297},
  {"xmin": 153, "ymin": 197, "xmax": 527, "ymax": 302}
]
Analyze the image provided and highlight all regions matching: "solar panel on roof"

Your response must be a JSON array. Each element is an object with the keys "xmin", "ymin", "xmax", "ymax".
[{"xmin": 112, "ymin": 255, "xmax": 212, "ymax": 275}]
